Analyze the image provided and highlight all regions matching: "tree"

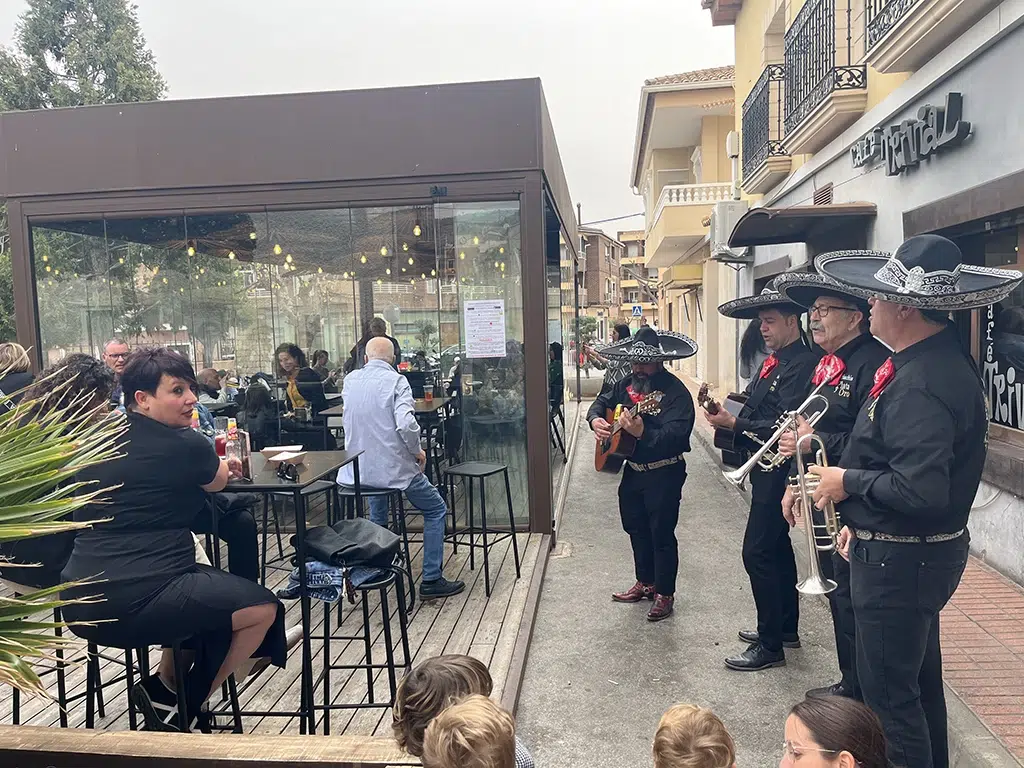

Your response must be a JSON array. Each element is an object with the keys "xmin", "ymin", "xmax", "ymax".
[
  {"xmin": 414, "ymin": 320, "xmax": 438, "ymax": 352},
  {"xmin": 0, "ymin": 0, "xmax": 166, "ymax": 346}
]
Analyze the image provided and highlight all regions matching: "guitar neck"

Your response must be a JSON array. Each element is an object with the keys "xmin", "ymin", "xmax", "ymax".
[{"xmin": 610, "ymin": 401, "xmax": 643, "ymax": 434}]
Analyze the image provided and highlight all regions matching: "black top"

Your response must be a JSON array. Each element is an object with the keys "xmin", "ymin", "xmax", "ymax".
[
  {"xmin": 587, "ymin": 368, "xmax": 695, "ymax": 464},
  {"xmin": 807, "ymin": 333, "xmax": 891, "ymax": 460},
  {"xmin": 285, "ymin": 367, "xmax": 329, "ymax": 416},
  {"xmin": 839, "ymin": 325, "xmax": 987, "ymax": 536},
  {"xmin": 734, "ymin": 339, "xmax": 818, "ymax": 444},
  {"xmin": 63, "ymin": 412, "xmax": 221, "ymax": 587},
  {"xmin": 0, "ymin": 370, "xmax": 33, "ymax": 408}
]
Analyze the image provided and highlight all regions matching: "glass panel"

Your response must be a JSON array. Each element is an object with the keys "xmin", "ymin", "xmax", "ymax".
[
  {"xmin": 32, "ymin": 219, "xmax": 116, "ymax": 365},
  {"xmin": 437, "ymin": 200, "xmax": 527, "ymax": 525},
  {"xmin": 545, "ymin": 198, "xmax": 569, "ymax": 486},
  {"xmin": 977, "ymin": 226, "xmax": 1024, "ymax": 431}
]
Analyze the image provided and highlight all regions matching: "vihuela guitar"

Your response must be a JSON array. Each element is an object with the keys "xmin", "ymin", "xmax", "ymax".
[
  {"xmin": 698, "ymin": 382, "xmax": 749, "ymax": 468},
  {"xmin": 594, "ymin": 392, "xmax": 664, "ymax": 474}
]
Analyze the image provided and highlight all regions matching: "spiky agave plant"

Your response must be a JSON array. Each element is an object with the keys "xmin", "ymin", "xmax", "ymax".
[{"xmin": 0, "ymin": 371, "xmax": 126, "ymax": 698}]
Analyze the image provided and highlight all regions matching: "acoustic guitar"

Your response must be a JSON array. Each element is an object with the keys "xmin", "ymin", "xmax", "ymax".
[
  {"xmin": 594, "ymin": 392, "xmax": 665, "ymax": 474},
  {"xmin": 698, "ymin": 383, "xmax": 749, "ymax": 468}
]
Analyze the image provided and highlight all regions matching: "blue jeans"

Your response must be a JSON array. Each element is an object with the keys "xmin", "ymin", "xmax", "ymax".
[{"xmin": 368, "ymin": 473, "xmax": 447, "ymax": 582}]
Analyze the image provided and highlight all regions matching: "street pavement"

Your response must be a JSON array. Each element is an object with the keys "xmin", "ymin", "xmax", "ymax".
[{"xmin": 517, "ymin": 411, "xmax": 838, "ymax": 768}]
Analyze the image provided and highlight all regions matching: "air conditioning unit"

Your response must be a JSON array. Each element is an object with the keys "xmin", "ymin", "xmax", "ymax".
[{"xmin": 710, "ymin": 201, "xmax": 753, "ymax": 264}]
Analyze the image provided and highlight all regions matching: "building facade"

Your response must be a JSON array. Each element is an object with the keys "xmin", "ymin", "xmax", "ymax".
[
  {"xmin": 617, "ymin": 230, "xmax": 659, "ymax": 329},
  {"xmin": 703, "ymin": 0, "xmax": 1024, "ymax": 581},
  {"xmin": 580, "ymin": 226, "xmax": 625, "ymax": 343},
  {"xmin": 628, "ymin": 66, "xmax": 741, "ymax": 385}
]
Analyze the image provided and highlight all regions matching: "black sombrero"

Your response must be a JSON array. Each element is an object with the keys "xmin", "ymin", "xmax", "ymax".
[
  {"xmin": 773, "ymin": 271, "xmax": 871, "ymax": 314},
  {"xmin": 596, "ymin": 326, "xmax": 697, "ymax": 363},
  {"xmin": 717, "ymin": 280, "xmax": 805, "ymax": 319},
  {"xmin": 815, "ymin": 235, "xmax": 1023, "ymax": 311}
]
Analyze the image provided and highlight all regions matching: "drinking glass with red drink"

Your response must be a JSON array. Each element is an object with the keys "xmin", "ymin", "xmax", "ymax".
[{"xmin": 215, "ymin": 433, "xmax": 227, "ymax": 457}]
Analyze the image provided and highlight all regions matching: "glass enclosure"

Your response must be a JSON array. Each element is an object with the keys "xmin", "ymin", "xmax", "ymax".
[{"xmin": 31, "ymin": 200, "xmax": 532, "ymax": 524}]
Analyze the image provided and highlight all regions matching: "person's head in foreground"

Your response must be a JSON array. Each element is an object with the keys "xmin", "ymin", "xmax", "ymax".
[
  {"xmin": 23, "ymin": 353, "xmax": 115, "ymax": 420},
  {"xmin": 122, "ymin": 347, "xmax": 199, "ymax": 428},
  {"xmin": 421, "ymin": 694, "xmax": 515, "ymax": 768},
  {"xmin": 782, "ymin": 696, "xmax": 887, "ymax": 768},
  {"xmin": 365, "ymin": 335, "xmax": 396, "ymax": 366},
  {"xmin": 392, "ymin": 654, "xmax": 493, "ymax": 756},
  {"xmin": 654, "ymin": 703, "xmax": 736, "ymax": 768}
]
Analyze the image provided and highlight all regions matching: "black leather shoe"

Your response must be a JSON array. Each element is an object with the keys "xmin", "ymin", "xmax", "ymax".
[
  {"xmin": 807, "ymin": 681, "xmax": 858, "ymax": 699},
  {"xmin": 420, "ymin": 577, "xmax": 466, "ymax": 599},
  {"xmin": 725, "ymin": 643, "xmax": 786, "ymax": 671},
  {"xmin": 737, "ymin": 629, "xmax": 801, "ymax": 649}
]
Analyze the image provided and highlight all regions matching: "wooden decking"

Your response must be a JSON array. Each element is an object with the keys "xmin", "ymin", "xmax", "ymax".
[{"xmin": 1, "ymin": 506, "xmax": 543, "ymax": 737}]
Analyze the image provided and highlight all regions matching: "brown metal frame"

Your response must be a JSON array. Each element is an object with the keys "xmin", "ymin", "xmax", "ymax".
[{"xmin": 1, "ymin": 79, "xmax": 579, "ymax": 536}]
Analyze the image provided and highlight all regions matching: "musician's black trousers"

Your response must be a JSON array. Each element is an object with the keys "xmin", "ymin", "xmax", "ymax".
[
  {"xmin": 818, "ymin": 528, "xmax": 859, "ymax": 696},
  {"xmin": 743, "ymin": 470, "xmax": 799, "ymax": 653},
  {"xmin": 851, "ymin": 534, "xmax": 968, "ymax": 768},
  {"xmin": 617, "ymin": 463, "xmax": 687, "ymax": 596}
]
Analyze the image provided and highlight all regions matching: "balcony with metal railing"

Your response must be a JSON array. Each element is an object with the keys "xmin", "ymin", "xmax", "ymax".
[
  {"xmin": 741, "ymin": 64, "xmax": 791, "ymax": 195},
  {"xmin": 783, "ymin": 0, "xmax": 867, "ymax": 155},
  {"xmin": 864, "ymin": 0, "xmax": 998, "ymax": 73}
]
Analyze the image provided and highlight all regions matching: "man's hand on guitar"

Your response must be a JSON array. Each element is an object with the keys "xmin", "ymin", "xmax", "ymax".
[
  {"xmin": 703, "ymin": 409, "xmax": 736, "ymax": 430},
  {"xmin": 778, "ymin": 415, "xmax": 813, "ymax": 457},
  {"xmin": 591, "ymin": 417, "xmax": 612, "ymax": 441},
  {"xmin": 619, "ymin": 410, "xmax": 644, "ymax": 438}
]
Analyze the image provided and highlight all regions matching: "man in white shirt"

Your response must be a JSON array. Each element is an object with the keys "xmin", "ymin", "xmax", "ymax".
[{"xmin": 338, "ymin": 337, "xmax": 465, "ymax": 599}]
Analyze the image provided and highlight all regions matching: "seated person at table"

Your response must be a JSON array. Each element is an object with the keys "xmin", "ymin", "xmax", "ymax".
[
  {"xmin": 276, "ymin": 342, "xmax": 328, "ymax": 417},
  {"xmin": 421, "ymin": 695, "xmax": 517, "ymax": 768},
  {"xmin": 338, "ymin": 337, "xmax": 465, "ymax": 599},
  {"xmin": 62, "ymin": 347, "xmax": 287, "ymax": 732},
  {"xmin": 196, "ymin": 368, "xmax": 228, "ymax": 405},
  {"xmin": 241, "ymin": 382, "xmax": 277, "ymax": 450},
  {"xmin": 393, "ymin": 654, "xmax": 534, "ymax": 767},
  {"xmin": 0, "ymin": 353, "xmax": 115, "ymax": 589}
]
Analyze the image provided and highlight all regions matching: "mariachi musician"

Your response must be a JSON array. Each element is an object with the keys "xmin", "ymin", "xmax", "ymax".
[
  {"xmin": 587, "ymin": 326, "xmax": 697, "ymax": 622},
  {"xmin": 806, "ymin": 235, "xmax": 1021, "ymax": 768},
  {"xmin": 706, "ymin": 284, "xmax": 818, "ymax": 671},
  {"xmin": 773, "ymin": 271, "xmax": 889, "ymax": 702}
]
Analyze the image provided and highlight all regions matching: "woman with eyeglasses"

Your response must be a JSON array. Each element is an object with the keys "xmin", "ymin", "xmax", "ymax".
[{"xmin": 782, "ymin": 696, "xmax": 888, "ymax": 767}]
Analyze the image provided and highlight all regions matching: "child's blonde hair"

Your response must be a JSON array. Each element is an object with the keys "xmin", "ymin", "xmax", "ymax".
[
  {"xmin": 421, "ymin": 694, "xmax": 515, "ymax": 768},
  {"xmin": 654, "ymin": 703, "xmax": 736, "ymax": 768}
]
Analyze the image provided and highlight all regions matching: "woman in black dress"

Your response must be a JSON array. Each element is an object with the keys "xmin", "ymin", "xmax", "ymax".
[{"xmin": 62, "ymin": 347, "xmax": 286, "ymax": 731}]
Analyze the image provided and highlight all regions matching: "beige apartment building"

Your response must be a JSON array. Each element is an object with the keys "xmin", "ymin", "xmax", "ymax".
[
  {"xmin": 579, "ymin": 226, "xmax": 625, "ymax": 343},
  {"xmin": 616, "ymin": 230, "xmax": 659, "ymax": 329}
]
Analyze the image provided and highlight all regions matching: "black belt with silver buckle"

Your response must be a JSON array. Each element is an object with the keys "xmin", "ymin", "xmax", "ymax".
[
  {"xmin": 627, "ymin": 454, "xmax": 686, "ymax": 472},
  {"xmin": 854, "ymin": 528, "xmax": 965, "ymax": 544}
]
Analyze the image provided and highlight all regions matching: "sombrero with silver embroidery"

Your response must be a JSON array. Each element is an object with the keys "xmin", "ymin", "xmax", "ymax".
[
  {"xmin": 596, "ymin": 326, "xmax": 697, "ymax": 363},
  {"xmin": 773, "ymin": 271, "xmax": 870, "ymax": 314},
  {"xmin": 717, "ymin": 279, "xmax": 806, "ymax": 319},
  {"xmin": 815, "ymin": 235, "xmax": 1023, "ymax": 311}
]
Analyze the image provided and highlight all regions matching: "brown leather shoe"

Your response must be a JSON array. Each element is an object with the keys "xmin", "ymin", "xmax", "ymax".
[
  {"xmin": 611, "ymin": 581, "xmax": 655, "ymax": 603},
  {"xmin": 647, "ymin": 594, "xmax": 674, "ymax": 621}
]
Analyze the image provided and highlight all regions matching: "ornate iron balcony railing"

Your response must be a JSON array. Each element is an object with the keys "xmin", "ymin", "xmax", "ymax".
[
  {"xmin": 742, "ymin": 64, "xmax": 787, "ymax": 182},
  {"xmin": 865, "ymin": 0, "xmax": 919, "ymax": 50},
  {"xmin": 784, "ymin": 0, "xmax": 866, "ymax": 136}
]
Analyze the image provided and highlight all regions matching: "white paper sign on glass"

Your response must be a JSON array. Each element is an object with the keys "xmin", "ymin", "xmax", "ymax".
[{"xmin": 464, "ymin": 299, "xmax": 507, "ymax": 359}]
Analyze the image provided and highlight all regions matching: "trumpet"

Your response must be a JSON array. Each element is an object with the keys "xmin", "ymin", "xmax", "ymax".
[
  {"xmin": 721, "ymin": 388, "xmax": 830, "ymax": 491},
  {"xmin": 792, "ymin": 431, "xmax": 841, "ymax": 595}
]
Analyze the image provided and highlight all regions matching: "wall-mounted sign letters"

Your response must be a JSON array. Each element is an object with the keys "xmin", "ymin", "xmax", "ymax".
[{"xmin": 850, "ymin": 92, "xmax": 971, "ymax": 176}]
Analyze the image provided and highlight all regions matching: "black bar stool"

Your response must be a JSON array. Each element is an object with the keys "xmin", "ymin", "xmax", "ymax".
[
  {"xmin": 442, "ymin": 462, "xmax": 522, "ymax": 597},
  {"xmin": 315, "ymin": 566, "xmax": 412, "ymax": 735}
]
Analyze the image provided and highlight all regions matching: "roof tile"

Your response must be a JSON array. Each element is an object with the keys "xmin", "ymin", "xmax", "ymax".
[{"xmin": 644, "ymin": 65, "xmax": 735, "ymax": 87}]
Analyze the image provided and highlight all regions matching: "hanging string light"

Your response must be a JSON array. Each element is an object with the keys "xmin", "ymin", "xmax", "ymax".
[
  {"xmin": 380, "ymin": 246, "xmax": 388, "ymax": 257},
  {"xmin": 459, "ymin": 251, "xmax": 466, "ymax": 260},
  {"xmin": 361, "ymin": 255, "xmax": 368, "ymax": 264},
  {"xmin": 228, "ymin": 251, "xmax": 236, "ymax": 260},
  {"xmin": 274, "ymin": 244, "xmax": 283, "ymax": 255},
  {"xmin": 285, "ymin": 254, "xmax": 293, "ymax": 264},
  {"xmin": 413, "ymin": 223, "xmax": 422, "ymax": 238},
  {"xmin": 473, "ymin": 236, "xmax": 480, "ymax": 245}
]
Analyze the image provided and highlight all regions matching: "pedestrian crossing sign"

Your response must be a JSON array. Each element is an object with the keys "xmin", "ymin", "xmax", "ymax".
[{"xmin": 631, "ymin": 305, "xmax": 643, "ymax": 317}]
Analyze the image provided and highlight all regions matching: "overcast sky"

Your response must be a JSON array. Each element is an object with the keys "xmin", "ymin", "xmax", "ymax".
[{"xmin": 0, "ymin": 1, "xmax": 733, "ymax": 236}]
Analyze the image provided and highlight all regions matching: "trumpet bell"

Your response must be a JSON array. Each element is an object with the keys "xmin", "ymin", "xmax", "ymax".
[{"xmin": 797, "ymin": 574, "xmax": 838, "ymax": 595}]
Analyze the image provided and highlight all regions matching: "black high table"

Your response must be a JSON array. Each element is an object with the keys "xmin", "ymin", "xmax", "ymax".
[{"xmin": 223, "ymin": 449, "xmax": 363, "ymax": 734}]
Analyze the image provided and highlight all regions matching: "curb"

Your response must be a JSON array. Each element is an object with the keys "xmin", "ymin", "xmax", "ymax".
[{"xmin": 690, "ymin": 420, "xmax": 1021, "ymax": 768}]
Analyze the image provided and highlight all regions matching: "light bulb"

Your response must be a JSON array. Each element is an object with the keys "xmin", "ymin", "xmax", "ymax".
[
  {"xmin": 459, "ymin": 251, "xmax": 466, "ymax": 260},
  {"xmin": 421, "ymin": 273, "xmax": 426, "ymax": 279},
  {"xmin": 42, "ymin": 255, "xmax": 48, "ymax": 262},
  {"xmin": 500, "ymin": 262, "xmax": 506, "ymax": 271},
  {"xmin": 361, "ymin": 255, "xmax": 368, "ymax": 264},
  {"xmin": 200, "ymin": 268, "xmax": 206, "ymax": 274},
  {"xmin": 118, "ymin": 257, "xmax": 125, "ymax": 264},
  {"xmin": 45, "ymin": 265, "xmax": 51, "ymax": 272},
  {"xmin": 377, "ymin": 278, "xmax": 383, "ymax": 285},
  {"xmin": 54, "ymin": 269, "xmax": 59, "ymax": 275},
  {"xmin": 153, "ymin": 266, "xmax": 159, "ymax": 274},
  {"xmin": 431, "ymin": 269, "xmax": 436, "ymax": 276},
  {"xmin": 285, "ymin": 254, "xmax": 293, "ymax": 263},
  {"xmin": 274, "ymin": 244, "xmax": 282, "ymax": 255},
  {"xmin": 343, "ymin": 272, "xmax": 349, "ymax": 279},
  {"xmin": 413, "ymin": 224, "xmax": 422, "ymax": 237},
  {"xmin": 180, "ymin": 287, "xmax": 184, "ymax": 293},
  {"xmin": 317, "ymin": 266, "xmax": 323, "ymax": 274},
  {"xmin": 410, "ymin": 279, "xmax": 416, "ymax": 285},
  {"xmin": 402, "ymin": 267, "xmax": 407, "ymax": 273},
  {"xmin": 461, "ymin": 277, "xmax": 466, "ymax": 283},
  {"xmin": 162, "ymin": 277, "xmax": 168, "ymax": 284},
  {"xmin": 249, "ymin": 232, "xmax": 257, "ymax": 240},
  {"xmin": 386, "ymin": 267, "xmax": 392, "ymax": 275},
  {"xmin": 380, "ymin": 247, "xmax": 388, "ymax": 257},
  {"xmin": 408, "ymin": 257, "xmax": 414, "ymax": 265},
  {"xmin": 187, "ymin": 247, "xmax": 195, "ymax": 256},
  {"xmin": 499, "ymin": 247, "xmax": 505, "ymax": 254},
  {"xmin": 403, "ymin": 242, "xmax": 409, "ymax": 252},
  {"xmin": 473, "ymin": 236, "xmax": 480, "ymax": 245},
  {"xmin": 494, "ymin": 261, "xmax": 499, "ymax": 268},
  {"xmin": 228, "ymin": 252, "xmax": 235, "ymax": 260}
]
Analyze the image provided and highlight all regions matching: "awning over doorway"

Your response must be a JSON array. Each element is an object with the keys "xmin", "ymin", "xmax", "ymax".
[{"xmin": 727, "ymin": 203, "xmax": 877, "ymax": 248}]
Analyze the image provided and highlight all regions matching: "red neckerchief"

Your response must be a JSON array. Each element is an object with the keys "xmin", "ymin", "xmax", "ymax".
[
  {"xmin": 869, "ymin": 358, "xmax": 895, "ymax": 399},
  {"xmin": 625, "ymin": 385, "xmax": 644, "ymax": 404},
  {"xmin": 759, "ymin": 354, "xmax": 779, "ymax": 379},
  {"xmin": 812, "ymin": 354, "xmax": 846, "ymax": 387}
]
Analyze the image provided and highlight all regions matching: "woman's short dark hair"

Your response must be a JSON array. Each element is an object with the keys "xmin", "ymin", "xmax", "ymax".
[
  {"xmin": 122, "ymin": 347, "xmax": 197, "ymax": 411},
  {"xmin": 274, "ymin": 343, "xmax": 307, "ymax": 375},
  {"xmin": 312, "ymin": 349, "xmax": 329, "ymax": 365},
  {"xmin": 22, "ymin": 354, "xmax": 114, "ymax": 416},
  {"xmin": 614, "ymin": 323, "xmax": 632, "ymax": 341},
  {"xmin": 789, "ymin": 696, "xmax": 888, "ymax": 768},
  {"xmin": 244, "ymin": 382, "xmax": 273, "ymax": 416}
]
